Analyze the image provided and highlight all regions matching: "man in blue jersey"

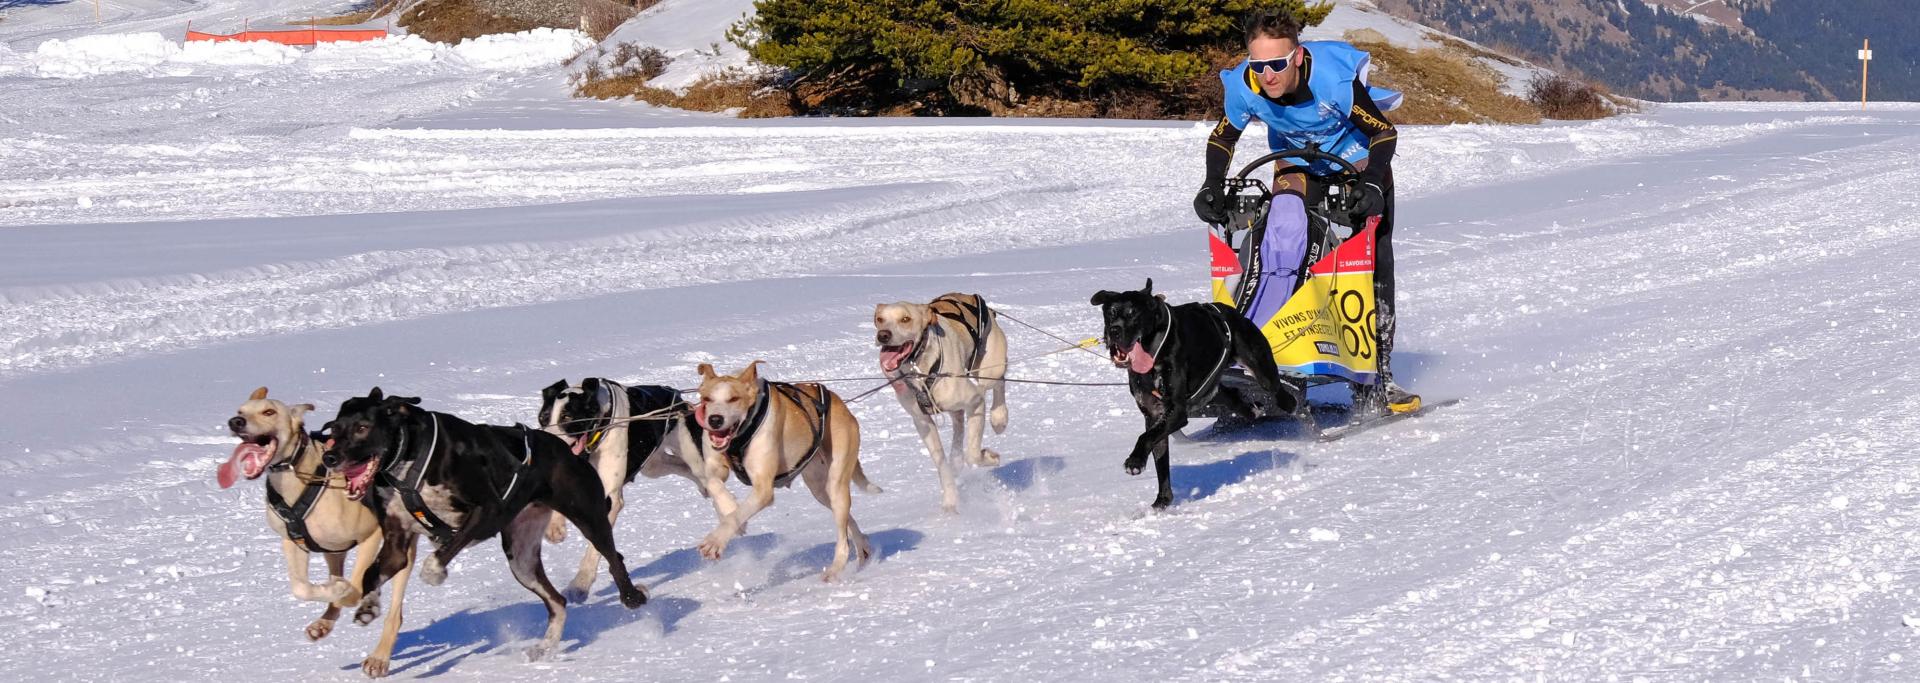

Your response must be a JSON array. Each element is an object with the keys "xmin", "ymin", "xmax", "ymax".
[{"xmin": 1192, "ymin": 9, "xmax": 1418, "ymax": 413}]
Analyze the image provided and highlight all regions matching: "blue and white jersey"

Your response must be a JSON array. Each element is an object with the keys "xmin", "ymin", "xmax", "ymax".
[{"xmin": 1220, "ymin": 41, "xmax": 1402, "ymax": 176}]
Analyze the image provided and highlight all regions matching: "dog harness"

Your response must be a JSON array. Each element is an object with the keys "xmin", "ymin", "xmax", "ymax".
[
  {"xmin": 899, "ymin": 294, "xmax": 996, "ymax": 415},
  {"xmin": 380, "ymin": 414, "xmax": 538, "ymax": 546},
  {"xmin": 379, "ymin": 413, "xmax": 456, "ymax": 546},
  {"xmin": 263, "ymin": 432, "xmax": 352, "ymax": 554},
  {"xmin": 718, "ymin": 381, "xmax": 831, "ymax": 488},
  {"xmin": 1142, "ymin": 301, "xmax": 1237, "ymax": 406}
]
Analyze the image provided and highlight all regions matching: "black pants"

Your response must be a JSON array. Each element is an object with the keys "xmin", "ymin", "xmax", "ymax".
[{"xmin": 1377, "ymin": 173, "xmax": 1398, "ymax": 381}]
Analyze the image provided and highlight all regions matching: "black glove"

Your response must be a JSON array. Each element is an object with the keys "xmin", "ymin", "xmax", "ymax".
[
  {"xmin": 1348, "ymin": 180, "xmax": 1386, "ymax": 218},
  {"xmin": 1193, "ymin": 183, "xmax": 1229, "ymax": 224}
]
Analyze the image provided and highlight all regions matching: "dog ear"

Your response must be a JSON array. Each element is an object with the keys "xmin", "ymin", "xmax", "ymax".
[
  {"xmin": 289, "ymin": 403, "xmax": 314, "ymax": 422},
  {"xmin": 368, "ymin": 386, "xmax": 384, "ymax": 401},
  {"xmin": 541, "ymin": 380, "xmax": 566, "ymax": 404},
  {"xmin": 1155, "ymin": 293, "xmax": 1167, "ymax": 302},
  {"xmin": 874, "ymin": 303, "xmax": 887, "ymax": 318},
  {"xmin": 1142, "ymin": 278, "xmax": 1154, "ymax": 296},
  {"xmin": 1090, "ymin": 290, "xmax": 1115, "ymax": 306},
  {"xmin": 741, "ymin": 360, "xmax": 764, "ymax": 385},
  {"xmin": 697, "ymin": 363, "xmax": 716, "ymax": 380},
  {"xmin": 249, "ymin": 386, "xmax": 269, "ymax": 401}
]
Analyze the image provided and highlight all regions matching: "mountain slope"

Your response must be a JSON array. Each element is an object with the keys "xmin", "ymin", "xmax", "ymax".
[{"xmin": 1380, "ymin": 0, "xmax": 1918, "ymax": 101}]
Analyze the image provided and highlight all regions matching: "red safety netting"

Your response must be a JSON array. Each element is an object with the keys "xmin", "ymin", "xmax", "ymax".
[{"xmin": 185, "ymin": 27, "xmax": 389, "ymax": 47}]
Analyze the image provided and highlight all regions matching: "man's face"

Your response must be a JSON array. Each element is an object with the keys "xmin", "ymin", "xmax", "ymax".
[{"xmin": 1248, "ymin": 36, "xmax": 1301, "ymax": 97}]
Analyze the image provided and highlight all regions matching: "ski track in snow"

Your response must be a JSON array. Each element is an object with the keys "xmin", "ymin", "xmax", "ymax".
[{"xmin": 7, "ymin": 8, "xmax": 1920, "ymax": 682}]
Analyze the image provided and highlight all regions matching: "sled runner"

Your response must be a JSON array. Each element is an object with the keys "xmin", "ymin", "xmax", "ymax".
[{"xmin": 1194, "ymin": 144, "xmax": 1399, "ymax": 425}]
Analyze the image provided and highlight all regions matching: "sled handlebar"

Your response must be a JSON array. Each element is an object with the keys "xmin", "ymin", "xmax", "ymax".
[{"xmin": 1231, "ymin": 146, "xmax": 1363, "ymax": 182}]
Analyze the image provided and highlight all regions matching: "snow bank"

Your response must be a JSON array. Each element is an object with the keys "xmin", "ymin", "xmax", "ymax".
[
  {"xmin": 27, "ymin": 33, "xmax": 181, "ymax": 78},
  {"xmin": 173, "ymin": 40, "xmax": 303, "ymax": 67},
  {"xmin": 449, "ymin": 27, "xmax": 596, "ymax": 71},
  {"xmin": 14, "ymin": 29, "xmax": 593, "ymax": 80}
]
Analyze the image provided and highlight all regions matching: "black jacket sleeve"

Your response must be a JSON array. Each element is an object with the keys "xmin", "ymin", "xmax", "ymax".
[
  {"xmin": 1203, "ymin": 116, "xmax": 1243, "ymax": 187},
  {"xmin": 1347, "ymin": 79, "xmax": 1397, "ymax": 183}
]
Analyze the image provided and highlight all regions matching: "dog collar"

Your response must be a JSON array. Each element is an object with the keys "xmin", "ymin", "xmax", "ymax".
[{"xmin": 1144, "ymin": 301, "xmax": 1174, "ymax": 365}]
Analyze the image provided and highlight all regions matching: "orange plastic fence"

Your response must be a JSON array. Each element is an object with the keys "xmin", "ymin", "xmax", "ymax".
[{"xmin": 184, "ymin": 28, "xmax": 388, "ymax": 47}]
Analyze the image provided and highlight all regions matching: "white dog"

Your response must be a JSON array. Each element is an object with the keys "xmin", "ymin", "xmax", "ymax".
[{"xmin": 873, "ymin": 293, "xmax": 1009, "ymax": 512}]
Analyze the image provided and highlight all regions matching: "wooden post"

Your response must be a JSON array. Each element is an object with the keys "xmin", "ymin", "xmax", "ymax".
[{"xmin": 1860, "ymin": 38, "xmax": 1871, "ymax": 110}]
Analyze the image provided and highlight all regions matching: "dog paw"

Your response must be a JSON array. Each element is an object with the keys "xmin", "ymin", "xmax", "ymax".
[
  {"xmin": 1123, "ymin": 455, "xmax": 1147, "ymax": 476},
  {"xmin": 975, "ymin": 448, "xmax": 1002, "ymax": 466},
  {"xmin": 820, "ymin": 568, "xmax": 841, "ymax": 583},
  {"xmin": 940, "ymin": 500, "xmax": 959, "ymax": 515},
  {"xmin": 1151, "ymin": 495, "xmax": 1173, "ymax": 510},
  {"xmin": 362, "ymin": 656, "xmax": 390, "ymax": 678},
  {"xmin": 619, "ymin": 586, "xmax": 649, "ymax": 609},
  {"xmin": 353, "ymin": 601, "xmax": 381, "ymax": 626},
  {"xmin": 524, "ymin": 644, "xmax": 553, "ymax": 662},
  {"xmin": 419, "ymin": 557, "xmax": 447, "ymax": 586},
  {"xmin": 697, "ymin": 535, "xmax": 728, "ymax": 561},
  {"xmin": 544, "ymin": 516, "xmax": 568, "ymax": 544},
  {"xmin": 561, "ymin": 584, "xmax": 590, "ymax": 605},
  {"xmin": 305, "ymin": 618, "xmax": 336, "ymax": 641}
]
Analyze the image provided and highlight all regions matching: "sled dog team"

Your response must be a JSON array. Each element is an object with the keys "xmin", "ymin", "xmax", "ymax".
[{"xmin": 219, "ymin": 284, "xmax": 1292, "ymax": 676}]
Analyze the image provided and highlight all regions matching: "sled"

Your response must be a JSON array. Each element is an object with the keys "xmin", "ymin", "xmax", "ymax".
[{"xmin": 1193, "ymin": 144, "xmax": 1392, "ymax": 424}]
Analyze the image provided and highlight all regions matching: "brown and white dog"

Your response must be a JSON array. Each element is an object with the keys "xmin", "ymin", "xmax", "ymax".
[
  {"xmin": 874, "ymin": 293, "xmax": 1010, "ymax": 512},
  {"xmin": 692, "ymin": 361, "xmax": 879, "ymax": 581},
  {"xmin": 216, "ymin": 387, "xmax": 415, "ymax": 678}
]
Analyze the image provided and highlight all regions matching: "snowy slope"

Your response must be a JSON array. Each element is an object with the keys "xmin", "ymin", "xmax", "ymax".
[
  {"xmin": 7, "ymin": 92, "xmax": 1920, "ymax": 680},
  {"xmin": 595, "ymin": 0, "xmax": 756, "ymax": 91}
]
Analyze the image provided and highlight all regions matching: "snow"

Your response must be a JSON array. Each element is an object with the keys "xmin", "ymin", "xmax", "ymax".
[
  {"xmin": 6, "ymin": 0, "xmax": 1920, "ymax": 680},
  {"xmin": 5, "ymin": 29, "xmax": 593, "ymax": 79}
]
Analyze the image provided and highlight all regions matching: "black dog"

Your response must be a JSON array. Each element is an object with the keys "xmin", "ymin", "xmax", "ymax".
[
  {"xmin": 325, "ymin": 387, "xmax": 648, "ymax": 662},
  {"xmin": 1091, "ymin": 279, "xmax": 1297, "ymax": 508}
]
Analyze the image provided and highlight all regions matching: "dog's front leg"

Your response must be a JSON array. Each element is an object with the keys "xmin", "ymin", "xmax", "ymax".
[
  {"xmin": 345, "ymin": 525, "xmax": 386, "ymax": 626},
  {"xmin": 700, "ymin": 476, "xmax": 773, "ymax": 561},
  {"xmin": 564, "ymin": 447, "xmax": 628, "ymax": 603},
  {"xmin": 280, "ymin": 540, "xmax": 344, "ymax": 640},
  {"xmin": 960, "ymin": 393, "xmax": 997, "ymax": 466},
  {"xmin": 1124, "ymin": 382, "xmax": 1167, "ymax": 475},
  {"xmin": 905, "ymin": 405, "xmax": 959, "ymax": 513},
  {"xmin": 363, "ymin": 535, "xmax": 415, "ymax": 679},
  {"xmin": 332, "ymin": 521, "xmax": 380, "ymax": 610},
  {"xmin": 1144, "ymin": 402, "xmax": 1189, "ymax": 509},
  {"xmin": 281, "ymin": 540, "xmax": 339, "ymax": 603}
]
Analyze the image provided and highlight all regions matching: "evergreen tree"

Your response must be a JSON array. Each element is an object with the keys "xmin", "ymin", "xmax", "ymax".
[{"xmin": 735, "ymin": 0, "xmax": 1332, "ymax": 114}]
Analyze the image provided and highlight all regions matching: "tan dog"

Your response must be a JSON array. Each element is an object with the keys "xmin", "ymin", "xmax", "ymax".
[
  {"xmin": 216, "ymin": 387, "xmax": 415, "ymax": 677},
  {"xmin": 874, "ymin": 293, "xmax": 1010, "ymax": 512},
  {"xmin": 692, "ymin": 361, "xmax": 880, "ymax": 581}
]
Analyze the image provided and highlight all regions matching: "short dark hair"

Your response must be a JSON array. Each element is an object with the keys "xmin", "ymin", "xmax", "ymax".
[{"xmin": 1244, "ymin": 9, "xmax": 1303, "ymax": 44}]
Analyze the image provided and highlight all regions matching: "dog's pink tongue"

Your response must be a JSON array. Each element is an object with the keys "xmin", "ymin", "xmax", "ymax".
[
  {"xmin": 217, "ymin": 442, "xmax": 267, "ymax": 489},
  {"xmin": 1126, "ymin": 341, "xmax": 1155, "ymax": 374},
  {"xmin": 879, "ymin": 345, "xmax": 910, "ymax": 372},
  {"xmin": 570, "ymin": 438, "xmax": 586, "ymax": 456}
]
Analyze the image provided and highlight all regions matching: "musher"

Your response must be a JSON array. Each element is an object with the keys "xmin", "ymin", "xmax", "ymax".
[{"xmin": 1192, "ymin": 9, "xmax": 1420, "ymax": 413}]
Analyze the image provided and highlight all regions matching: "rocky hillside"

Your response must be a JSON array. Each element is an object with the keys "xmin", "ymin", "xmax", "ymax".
[{"xmin": 1378, "ymin": 0, "xmax": 1917, "ymax": 101}]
